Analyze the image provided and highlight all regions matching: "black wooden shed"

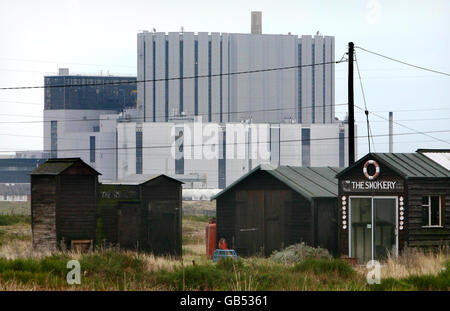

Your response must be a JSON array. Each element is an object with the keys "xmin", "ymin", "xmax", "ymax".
[
  {"xmin": 337, "ymin": 151, "xmax": 450, "ymax": 264},
  {"xmin": 212, "ymin": 164, "xmax": 343, "ymax": 257},
  {"xmin": 97, "ymin": 174, "xmax": 183, "ymax": 256},
  {"xmin": 31, "ymin": 158, "xmax": 183, "ymax": 256},
  {"xmin": 30, "ymin": 158, "xmax": 100, "ymax": 251}
]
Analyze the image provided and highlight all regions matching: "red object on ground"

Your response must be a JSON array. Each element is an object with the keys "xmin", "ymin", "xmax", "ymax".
[
  {"xmin": 205, "ymin": 221, "xmax": 216, "ymax": 259},
  {"xmin": 218, "ymin": 238, "xmax": 228, "ymax": 250}
]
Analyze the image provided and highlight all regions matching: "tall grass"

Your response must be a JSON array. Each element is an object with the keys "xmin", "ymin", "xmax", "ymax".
[{"xmin": 380, "ymin": 247, "xmax": 449, "ymax": 279}]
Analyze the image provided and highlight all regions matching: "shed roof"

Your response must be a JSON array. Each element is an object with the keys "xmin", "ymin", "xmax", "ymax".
[
  {"xmin": 336, "ymin": 152, "xmax": 450, "ymax": 179},
  {"xmin": 211, "ymin": 164, "xmax": 343, "ymax": 201},
  {"xmin": 30, "ymin": 158, "xmax": 101, "ymax": 175},
  {"xmin": 104, "ymin": 174, "xmax": 184, "ymax": 185}
]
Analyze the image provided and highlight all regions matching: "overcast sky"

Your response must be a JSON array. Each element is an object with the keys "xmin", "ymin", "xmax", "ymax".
[{"xmin": 0, "ymin": 0, "xmax": 449, "ymax": 158}]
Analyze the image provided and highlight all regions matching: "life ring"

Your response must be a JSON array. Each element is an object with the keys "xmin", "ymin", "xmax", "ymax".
[{"xmin": 363, "ymin": 160, "xmax": 380, "ymax": 180}]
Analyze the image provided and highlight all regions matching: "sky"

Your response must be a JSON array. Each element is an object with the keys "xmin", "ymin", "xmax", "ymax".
[{"xmin": 0, "ymin": 0, "xmax": 449, "ymax": 158}]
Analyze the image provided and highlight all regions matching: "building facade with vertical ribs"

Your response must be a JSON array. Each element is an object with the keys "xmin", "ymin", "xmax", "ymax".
[{"xmin": 136, "ymin": 30, "xmax": 335, "ymax": 124}]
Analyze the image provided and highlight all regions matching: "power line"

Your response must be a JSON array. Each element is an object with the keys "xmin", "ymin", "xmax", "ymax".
[
  {"xmin": 0, "ymin": 60, "xmax": 345, "ymax": 90},
  {"xmin": 354, "ymin": 52, "xmax": 375, "ymax": 152},
  {"xmin": 0, "ymin": 129, "xmax": 448, "ymax": 154},
  {"xmin": 336, "ymin": 106, "xmax": 450, "ymax": 113},
  {"xmin": 355, "ymin": 46, "xmax": 450, "ymax": 77},
  {"xmin": 0, "ymin": 103, "xmax": 348, "ymax": 124},
  {"xmin": 0, "ymin": 56, "xmax": 136, "ymax": 68},
  {"xmin": 354, "ymin": 105, "xmax": 450, "ymax": 146}
]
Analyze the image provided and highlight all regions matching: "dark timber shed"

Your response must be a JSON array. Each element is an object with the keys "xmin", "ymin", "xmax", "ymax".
[
  {"xmin": 337, "ymin": 152, "xmax": 450, "ymax": 264},
  {"xmin": 97, "ymin": 174, "xmax": 183, "ymax": 256},
  {"xmin": 31, "ymin": 159, "xmax": 183, "ymax": 256},
  {"xmin": 212, "ymin": 164, "xmax": 343, "ymax": 257},
  {"xmin": 30, "ymin": 158, "xmax": 100, "ymax": 251}
]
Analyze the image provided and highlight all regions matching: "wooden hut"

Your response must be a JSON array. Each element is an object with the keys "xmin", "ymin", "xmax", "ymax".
[
  {"xmin": 30, "ymin": 158, "xmax": 100, "ymax": 251},
  {"xmin": 31, "ymin": 158, "xmax": 183, "ymax": 256},
  {"xmin": 97, "ymin": 174, "xmax": 183, "ymax": 256},
  {"xmin": 212, "ymin": 164, "xmax": 343, "ymax": 257},
  {"xmin": 336, "ymin": 152, "xmax": 450, "ymax": 264}
]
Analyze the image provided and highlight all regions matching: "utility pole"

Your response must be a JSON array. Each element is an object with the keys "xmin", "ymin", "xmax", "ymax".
[
  {"xmin": 389, "ymin": 112, "xmax": 394, "ymax": 153},
  {"xmin": 348, "ymin": 42, "xmax": 355, "ymax": 165}
]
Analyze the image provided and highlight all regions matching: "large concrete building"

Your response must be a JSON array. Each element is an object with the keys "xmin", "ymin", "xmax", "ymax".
[
  {"xmin": 117, "ymin": 119, "xmax": 350, "ymax": 188},
  {"xmin": 43, "ymin": 69, "xmax": 137, "ymax": 181},
  {"xmin": 136, "ymin": 15, "xmax": 335, "ymax": 124},
  {"xmin": 42, "ymin": 13, "xmax": 351, "ymax": 189}
]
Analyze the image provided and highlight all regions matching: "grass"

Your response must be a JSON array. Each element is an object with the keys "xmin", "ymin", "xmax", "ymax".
[
  {"xmin": 0, "ymin": 202, "xmax": 30, "ymax": 215},
  {"xmin": 0, "ymin": 200, "xmax": 448, "ymax": 290},
  {"xmin": 0, "ymin": 214, "xmax": 31, "ymax": 226}
]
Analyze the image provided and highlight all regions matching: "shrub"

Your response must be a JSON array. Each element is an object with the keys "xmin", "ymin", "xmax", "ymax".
[
  {"xmin": 0, "ymin": 215, "xmax": 30, "ymax": 226},
  {"xmin": 156, "ymin": 264, "xmax": 232, "ymax": 290},
  {"xmin": 293, "ymin": 258, "xmax": 355, "ymax": 278},
  {"xmin": 216, "ymin": 257, "xmax": 243, "ymax": 272},
  {"xmin": 80, "ymin": 250, "xmax": 145, "ymax": 279},
  {"xmin": 270, "ymin": 243, "xmax": 332, "ymax": 265}
]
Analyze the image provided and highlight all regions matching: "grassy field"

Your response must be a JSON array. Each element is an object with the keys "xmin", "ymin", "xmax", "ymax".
[{"xmin": 0, "ymin": 201, "xmax": 448, "ymax": 291}]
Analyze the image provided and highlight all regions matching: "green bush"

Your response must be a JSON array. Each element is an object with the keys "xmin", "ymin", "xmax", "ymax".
[
  {"xmin": 80, "ymin": 250, "xmax": 145, "ymax": 279},
  {"xmin": 0, "ymin": 214, "xmax": 30, "ymax": 226},
  {"xmin": 293, "ymin": 258, "xmax": 355, "ymax": 278},
  {"xmin": 216, "ymin": 257, "xmax": 243, "ymax": 272},
  {"xmin": 156, "ymin": 264, "xmax": 232, "ymax": 290},
  {"xmin": 270, "ymin": 242, "xmax": 332, "ymax": 264}
]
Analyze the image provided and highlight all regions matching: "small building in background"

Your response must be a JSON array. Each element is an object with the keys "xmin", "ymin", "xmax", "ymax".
[
  {"xmin": 0, "ymin": 183, "xmax": 30, "ymax": 202},
  {"xmin": 30, "ymin": 158, "xmax": 100, "ymax": 251},
  {"xmin": 212, "ymin": 164, "xmax": 342, "ymax": 257},
  {"xmin": 337, "ymin": 151, "xmax": 450, "ymax": 264},
  {"xmin": 98, "ymin": 175, "xmax": 183, "ymax": 256}
]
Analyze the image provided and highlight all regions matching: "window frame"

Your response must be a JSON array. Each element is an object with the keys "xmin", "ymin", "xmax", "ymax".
[{"xmin": 421, "ymin": 195, "xmax": 442, "ymax": 228}]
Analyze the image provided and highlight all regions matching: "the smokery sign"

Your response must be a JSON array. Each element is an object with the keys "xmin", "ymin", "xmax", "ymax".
[{"xmin": 341, "ymin": 159, "xmax": 404, "ymax": 192}]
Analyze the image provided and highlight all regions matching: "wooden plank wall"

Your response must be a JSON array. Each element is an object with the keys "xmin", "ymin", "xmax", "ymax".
[
  {"xmin": 57, "ymin": 175, "xmax": 97, "ymax": 247},
  {"xmin": 96, "ymin": 184, "xmax": 140, "ymax": 246},
  {"xmin": 141, "ymin": 177, "xmax": 182, "ymax": 256},
  {"xmin": 406, "ymin": 179, "xmax": 450, "ymax": 248},
  {"xmin": 31, "ymin": 175, "xmax": 58, "ymax": 251},
  {"xmin": 216, "ymin": 170, "xmax": 321, "ymax": 257}
]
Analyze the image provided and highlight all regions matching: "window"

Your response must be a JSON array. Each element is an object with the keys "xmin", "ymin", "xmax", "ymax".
[
  {"xmin": 301, "ymin": 128, "xmax": 310, "ymax": 166},
  {"xmin": 422, "ymin": 196, "xmax": 442, "ymax": 227},
  {"xmin": 136, "ymin": 131, "xmax": 143, "ymax": 174},
  {"xmin": 90, "ymin": 136, "xmax": 96, "ymax": 163},
  {"xmin": 51, "ymin": 121, "xmax": 57, "ymax": 158}
]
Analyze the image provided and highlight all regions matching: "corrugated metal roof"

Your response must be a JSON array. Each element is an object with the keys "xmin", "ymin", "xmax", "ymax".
[
  {"xmin": 336, "ymin": 152, "xmax": 450, "ymax": 179},
  {"xmin": 211, "ymin": 165, "xmax": 343, "ymax": 201},
  {"xmin": 30, "ymin": 158, "xmax": 101, "ymax": 175}
]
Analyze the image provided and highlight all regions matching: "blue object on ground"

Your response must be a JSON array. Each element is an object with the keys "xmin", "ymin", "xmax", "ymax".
[{"xmin": 212, "ymin": 249, "xmax": 238, "ymax": 262}]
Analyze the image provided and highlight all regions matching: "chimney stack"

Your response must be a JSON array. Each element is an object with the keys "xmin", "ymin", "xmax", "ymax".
[{"xmin": 251, "ymin": 11, "xmax": 262, "ymax": 34}]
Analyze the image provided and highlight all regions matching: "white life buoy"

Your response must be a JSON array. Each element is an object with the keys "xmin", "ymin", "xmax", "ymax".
[{"xmin": 363, "ymin": 160, "xmax": 380, "ymax": 180}]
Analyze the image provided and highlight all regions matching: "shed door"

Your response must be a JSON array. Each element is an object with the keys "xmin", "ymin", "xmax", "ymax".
[
  {"xmin": 316, "ymin": 199, "xmax": 338, "ymax": 254},
  {"xmin": 235, "ymin": 191, "xmax": 264, "ymax": 256},
  {"xmin": 117, "ymin": 202, "xmax": 141, "ymax": 249},
  {"xmin": 264, "ymin": 190, "xmax": 288, "ymax": 256},
  {"xmin": 147, "ymin": 201, "xmax": 177, "ymax": 255}
]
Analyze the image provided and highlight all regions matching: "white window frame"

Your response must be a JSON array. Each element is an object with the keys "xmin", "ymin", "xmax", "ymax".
[{"xmin": 421, "ymin": 195, "xmax": 442, "ymax": 228}]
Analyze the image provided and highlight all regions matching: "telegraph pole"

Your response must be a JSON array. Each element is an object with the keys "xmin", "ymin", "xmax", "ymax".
[{"xmin": 348, "ymin": 42, "xmax": 355, "ymax": 165}]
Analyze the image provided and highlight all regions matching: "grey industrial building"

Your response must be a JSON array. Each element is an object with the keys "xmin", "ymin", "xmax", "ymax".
[{"xmin": 136, "ymin": 14, "xmax": 335, "ymax": 124}]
